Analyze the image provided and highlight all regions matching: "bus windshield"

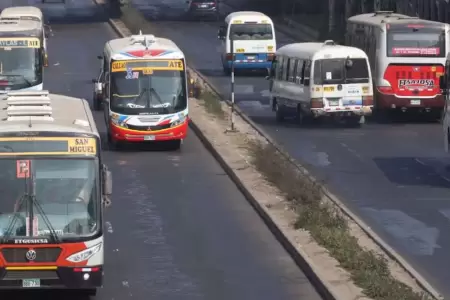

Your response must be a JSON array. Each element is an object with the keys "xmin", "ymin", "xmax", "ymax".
[
  {"xmin": 229, "ymin": 23, "xmax": 273, "ymax": 40},
  {"xmin": 387, "ymin": 26, "xmax": 445, "ymax": 57},
  {"xmin": 0, "ymin": 158, "xmax": 99, "ymax": 241},
  {"xmin": 313, "ymin": 58, "xmax": 370, "ymax": 84},
  {"xmin": 0, "ymin": 42, "xmax": 42, "ymax": 90},
  {"xmin": 110, "ymin": 60, "xmax": 187, "ymax": 115}
]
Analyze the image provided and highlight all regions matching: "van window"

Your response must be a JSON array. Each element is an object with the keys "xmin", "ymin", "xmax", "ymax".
[
  {"xmin": 295, "ymin": 59, "xmax": 303, "ymax": 84},
  {"xmin": 313, "ymin": 58, "xmax": 369, "ymax": 84},
  {"xmin": 277, "ymin": 56, "xmax": 284, "ymax": 79},
  {"xmin": 229, "ymin": 23, "xmax": 273, "ymax": 40},
  {"xmin": 288, "ymin": 58, "xmax": 296, "ymax": 82}
]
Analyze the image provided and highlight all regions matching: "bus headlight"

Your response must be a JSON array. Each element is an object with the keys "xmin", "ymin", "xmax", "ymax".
[
  {"xmin": 66, "ymin": 243, "xmax": 102, "ymax": 263},
  {"xmin": 111, "ymin": 118, "xmax": 128, "ymax": 128},
  {"xmin": 171, "ymin": 115, "xmax": 187, "ymax": 127}
]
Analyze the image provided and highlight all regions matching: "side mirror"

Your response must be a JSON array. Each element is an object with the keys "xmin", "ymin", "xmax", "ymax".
[
  {"xmin": 265, "ymin": 75, "xmax": 270, "ymax": 80},
  {"xmin": 92, "ymin": 78, "xmax": 98, "ymax": 83},
  {"xmin": 103, "ymin": 165, "xmax": 112, "ymax": 196},
  {"xmin": 97, "ymin": 55, "xmax": 103, "ymax": 60}
]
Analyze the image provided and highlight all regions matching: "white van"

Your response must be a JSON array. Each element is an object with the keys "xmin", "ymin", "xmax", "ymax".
[
  {"xmin": 217, "ymin": 11, "xmax": 275, "ymax": 75},
  {"xmin": 267, "ymin": 40, "xmax": 374, "ymax": 125},
  {"xmin": 0, "ymin": 6, "xmax": 50, "ymax": 66}
]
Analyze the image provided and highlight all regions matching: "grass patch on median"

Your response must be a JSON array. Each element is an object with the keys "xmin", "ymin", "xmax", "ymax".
[
  {"xmin": 249, "ymin": 140, "xmax": 432, "ymax": 300},
  {"xmin": 199, "ymin": 90, "xmax": 225, "ymax": 119}
]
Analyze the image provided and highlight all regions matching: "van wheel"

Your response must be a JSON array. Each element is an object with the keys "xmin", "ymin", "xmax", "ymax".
[
  {"xmin": 297, "ymin": 105, "xmax": 311, "ymax": 125},
  {"xmin": 275, "ymin": 103, "xmax": 284, "ymax": 122}
]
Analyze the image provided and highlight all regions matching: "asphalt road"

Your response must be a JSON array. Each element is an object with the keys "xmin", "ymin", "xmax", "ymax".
[
  {"xmin": 0, "ymin": 1, "xmax": 323, "ymax": 299},
  {"xmin": 126, "ymin": 0, "xmax": 450, "ymax": 296}
]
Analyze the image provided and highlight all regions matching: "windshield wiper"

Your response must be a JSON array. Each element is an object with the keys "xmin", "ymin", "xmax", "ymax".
[
  {"xmin": 2, "ymin": 194, "xmax": 60, "ymax": 243},
  {"xmin": 1, "ymin": 74, "xmax": 32, "ymax": 87},
  {"xmin": 135, "ymin": 88, "xmax": 170, "ymax": 113}
]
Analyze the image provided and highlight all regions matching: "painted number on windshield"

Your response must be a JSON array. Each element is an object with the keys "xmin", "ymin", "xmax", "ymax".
[{"xmin": 16, "ymin": 160, "xmax": 30, "ymax": 178}]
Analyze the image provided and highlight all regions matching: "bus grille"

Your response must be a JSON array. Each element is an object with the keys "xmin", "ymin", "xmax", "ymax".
[
  {"xmin": 1, "ymin": 248, "xmax": 61, "ymax": 263},
  {"xmin": 127, "ymin": 124, "xmax": 172, "ymax": 131},
  {"xmin": 3, "ymin": 270, "xmax": 58, "ymax": 280}
]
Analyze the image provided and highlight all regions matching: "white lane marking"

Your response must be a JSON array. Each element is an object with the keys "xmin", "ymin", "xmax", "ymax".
[{"xmin": 363, "ymin": 208, "xmax": 440, "ymax": 256}]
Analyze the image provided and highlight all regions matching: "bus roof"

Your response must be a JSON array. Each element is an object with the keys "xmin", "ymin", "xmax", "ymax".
[
  {"xmin": 225, "ymin": 11, "xmax": 272, "ymax": 24},
  {"xmin": 348, "ymin": 11, "xmax": 444, "ymax": 27},
  {"xmin": 105, "ymin": 32, "xmax": 184, "ymax": 60},
  {"xmin": 0, "ymin": 6, "xmax": 43, "ymax": 22},
  {"xmin": 276, "ymin": 41, "xmax": 368, "ymax": 60},
  {"xmin": 0, "ymin": 19, "xmax": 41, "ymax": 34},
  {"xmin": 0, "ymin": 90, "xmax": 99, "ymax": 136}
]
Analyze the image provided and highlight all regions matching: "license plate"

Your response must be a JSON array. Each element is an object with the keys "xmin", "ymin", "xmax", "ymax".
[
  {"xmin": 144, "ymin": 135, "xmax": 155, "ymax": 141},
  {"xmin": 22, "ymin": 279, "xmax": 40, "ymax": 288},
  {"xmin": 246, "ymin": 56, "xmax": 256, "ymax": 60},
  {"xmin": 329, "ymin": 100, "xmax": 339, "ymax": 106},
  {"xmin": 410, "ymin": 99, "xmax": 421, "ymax": 105},
  {"xmin": 199, "ymin": 4, "xmax": 207, "ymax": 7}
]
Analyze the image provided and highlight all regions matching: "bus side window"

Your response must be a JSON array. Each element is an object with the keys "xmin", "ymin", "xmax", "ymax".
[
  {"xmin": 277, "ymin": 56, "xmax": 284, "ymax": 80},
  {"xmin": 313, "ymin": 60, "xmax": 321, "ymax": 85},
  {"xmin": 288, "ymin": 58, "xmax": 296, "ymax": 82},
  {"xmin": 302, "ymin": 60, "xmax": 311, "ymax": 86},
  {"xmin": 295, "ymin": 59, "xmax": 303, "ymax": 84},
  {"xmin": 283, "ymin": 57, "xmax": 289, "ymax": 81}
]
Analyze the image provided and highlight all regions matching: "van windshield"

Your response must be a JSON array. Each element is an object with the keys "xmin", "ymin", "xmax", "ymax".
[
  {"xmin": 313, "ymin": 58, "xmax": 369, "ymax": 84},
  {"xmin": 229, "ymin": 24, "xmax": 273, "ymax": 40}
]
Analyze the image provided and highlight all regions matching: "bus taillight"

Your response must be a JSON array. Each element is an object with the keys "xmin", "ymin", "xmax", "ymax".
[
  {"xmin": 377, "ymin": 86, "xmax": 394, "ymax": 94},
  {"xmin": 311, "ymin": 98, "xmax": 324, "ymax": 108},
  {"xmin": 362, "ymin": 95, "xmax": 373, "ymax": 105}
]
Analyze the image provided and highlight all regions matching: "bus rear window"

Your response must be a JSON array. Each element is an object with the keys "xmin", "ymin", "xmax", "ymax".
[
  {"xmin": 387, "ymin": 27, "xmax": 445, "ymax": 57},
  {"xmin": 229, "ymin": 24, "xmax": 273, "ymax": 40}
]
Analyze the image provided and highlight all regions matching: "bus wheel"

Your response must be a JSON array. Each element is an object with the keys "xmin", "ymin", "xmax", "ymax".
[
  {"xmin": 167, "ymin": 139, "xmax": 181, "ymax": 150},
  {"xmin": 346, "ymin": 115, "xmax": 362, "ymax": 127},
  {"xmin": 275, "ymin": 102, "xmax": 284, "ymax": 122},
  {"xmin": 81, "ymin": 288, "xmax": 97, "ymax": 296}
]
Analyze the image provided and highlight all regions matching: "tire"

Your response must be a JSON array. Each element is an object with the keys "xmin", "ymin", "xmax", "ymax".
[
  {"xmin": 167, "ymin": 139, "xmax": 181, "ymax": 151},
  {"xmin": 346, "ymin": 115, "xmax": 362, "ymax": 127},
  {"xmin": 107, "ymin": 131, "xmax": 120, "ymax": 151},
  {"xmin": 93, "ymin": 94, "xmax": 102, "ymax": 111},
  {"xmin": 275, "ymin": 102, "xmax": 284, "ymax": 122},
  {"xmin": 81, "ymin": 288, "xmax": 97, "ymax": 296},
  {"xmin": 223, "ymin": 66, "xmax": 231, "ymax": 76}
]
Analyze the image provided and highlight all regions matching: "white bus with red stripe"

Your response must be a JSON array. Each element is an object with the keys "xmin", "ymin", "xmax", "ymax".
[
  {"xmin": 93, "ymin": 32, "xmax": 188, "ymax": 150},
  {"xmin": 346, "ymin": 11, "xmax": 449, "ymax": 118}
]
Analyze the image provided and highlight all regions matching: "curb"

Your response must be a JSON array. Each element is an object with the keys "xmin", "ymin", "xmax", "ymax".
[
  {"xmin": 188, "ymin": 120, "xmax": 336, "ymax": 300},
  {"xmin": 93, "ymin": 2, "xmax": 443, "ymax": 299}
]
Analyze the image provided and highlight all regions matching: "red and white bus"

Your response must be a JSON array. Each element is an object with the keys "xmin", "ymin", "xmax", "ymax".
[{"xmin": 346, "ymin": 11, "xmax": 449, "ymax": 118}]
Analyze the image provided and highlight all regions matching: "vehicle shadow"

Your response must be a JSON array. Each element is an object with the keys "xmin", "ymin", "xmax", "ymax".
[
  {"xmin": 0, "ymin": 289, "xmax": 90, "ymax": 300},
  {"xmin": 373, "ymin": 157, "xmax": 450, "ymax": 189}
]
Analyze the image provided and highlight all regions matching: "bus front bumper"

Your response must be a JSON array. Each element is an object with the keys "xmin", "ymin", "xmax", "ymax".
[
  {"xmin": 110, "ymin": 121, "xmax": 188, "ymax": 142},
  {"xmin": 0, "ymin": 266, "xmax": 103, "ymax": 290}
]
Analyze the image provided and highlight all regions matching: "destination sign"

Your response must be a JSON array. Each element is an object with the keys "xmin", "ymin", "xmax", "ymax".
[
  {"xmin": 0, "ymin": 37, "xmax": 40, "ymax": 48},
  {"xmin": 0, "ymin": 137, "xmax": 97, "ymax": 156},
  {"xmin": 111, "ymin": 59, "xmax": 184, "ymax": 72}
]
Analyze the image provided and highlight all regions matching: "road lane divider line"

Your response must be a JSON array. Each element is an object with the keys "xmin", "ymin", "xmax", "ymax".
[{"xmin": 92, "ymin": 2, "xmax": 443, "ymax": 299}]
